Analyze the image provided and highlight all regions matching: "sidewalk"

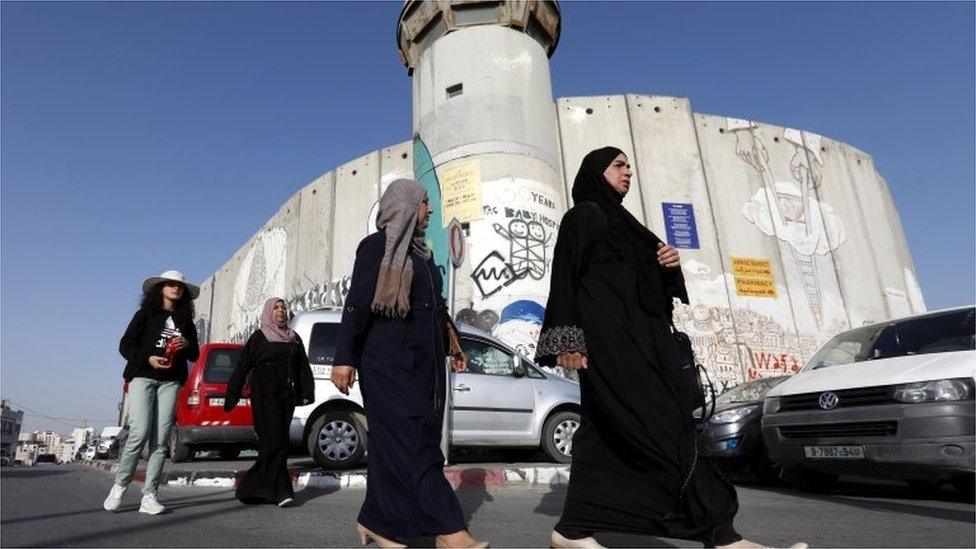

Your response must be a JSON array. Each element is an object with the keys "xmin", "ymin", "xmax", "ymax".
[{"xmin": 82, "ymin": 456, "xmax": 571, "ymax": 491}]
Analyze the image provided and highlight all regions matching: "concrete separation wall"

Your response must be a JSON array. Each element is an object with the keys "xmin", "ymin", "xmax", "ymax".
[{"xmin": 198, "ymin": 92, "xmax": 923, "ymax": 388}]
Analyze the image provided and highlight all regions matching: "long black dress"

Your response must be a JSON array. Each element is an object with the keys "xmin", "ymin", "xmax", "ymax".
[
  {"xmin": 225, "ymin": 331, "xmax": 315, "ymax": 504},
  {"xmin": 334, "ymin": 230, "xmax": 466, "ymax": 541},
  {"xmin": 536, "ymin": 200, "xmax": 740, "ymax": 546}
]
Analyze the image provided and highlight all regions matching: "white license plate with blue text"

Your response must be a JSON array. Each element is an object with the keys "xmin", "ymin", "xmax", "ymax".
[
  {"xmin": 208, "ymin": 398, "xmax": 249, "ymax": 407},
  {"xmin": 804, "ymin": 445, "xmax": 864, "ymax": 459}
]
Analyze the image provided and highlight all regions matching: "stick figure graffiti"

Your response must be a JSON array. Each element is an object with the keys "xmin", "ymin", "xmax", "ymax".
[{"xmin": 492, "ymin": 219, "xmax": 551, "ymax": 280}]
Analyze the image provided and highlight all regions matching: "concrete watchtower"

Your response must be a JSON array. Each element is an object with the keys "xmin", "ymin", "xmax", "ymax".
[
  {"xmin": 397, "ymin": 0, "xmax": 561, "ymax": 169},
  {"xmin": 396, "ymin": 1, "xmax": 566, "ymax": 329}
]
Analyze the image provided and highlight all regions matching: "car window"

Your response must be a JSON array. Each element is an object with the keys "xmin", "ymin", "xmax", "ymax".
[
  {"xmin": 460, "ymin": 339, "xmax": 515, "ymax": 376},
  {"xmin": 308, "ymin": 322, "xmax": 340, "ymax": 365},
  {"xmin": 806, "ymin": 308, "xmax": 976, "ymax": 370},
  {"xmin": 203, "ymin": 348, "xmax": 243, "ymax": 383},
  {"xmin": 520, "ymin": 358, "xmax": 546, "ymax": 379}
]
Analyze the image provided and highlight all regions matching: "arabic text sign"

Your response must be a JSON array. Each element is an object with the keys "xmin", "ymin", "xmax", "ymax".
[{"xmin": 731, "ymin": 256, "xmax": 777, "ymax": 298}]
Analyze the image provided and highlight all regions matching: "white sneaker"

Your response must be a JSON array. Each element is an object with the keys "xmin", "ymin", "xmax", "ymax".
[
  {"xmin": 103, "ymin": 483, "xmax": 126, "ymax": 512},
  {"xmin": 277, "ymin": 497, "xmax": 294, "ymax": 507},
  {"xmin": 138, "ymin": 493, "xmax": 166, "ymax": 515}
]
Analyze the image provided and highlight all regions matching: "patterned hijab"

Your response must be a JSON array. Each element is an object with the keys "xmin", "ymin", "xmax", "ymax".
[
  {"xmin": 372, "ymin": 178, "xmax": 432, "ymax": 318},
  {"xmin": 260, "ymin": 297, "xmax": 296, "ymax": 343}
]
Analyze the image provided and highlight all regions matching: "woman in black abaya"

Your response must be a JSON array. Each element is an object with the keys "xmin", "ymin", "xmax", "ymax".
[
  {"xmin": 225, "ymin": 297, "xmax": 314, "ymax": 507},
  {"xmin": 537, "ymin": 147, "xmax": 806, "ymax": 549}
]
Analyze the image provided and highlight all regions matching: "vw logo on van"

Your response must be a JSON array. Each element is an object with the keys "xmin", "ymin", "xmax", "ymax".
[{"xmin": 818, "ymin": 391, "xmax": 840, "ymax": 410}]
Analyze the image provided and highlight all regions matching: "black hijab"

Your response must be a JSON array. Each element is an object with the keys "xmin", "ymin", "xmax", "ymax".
[{"xmin": 572, "ymin": 146, "xmax": 678, "ymax": 316}]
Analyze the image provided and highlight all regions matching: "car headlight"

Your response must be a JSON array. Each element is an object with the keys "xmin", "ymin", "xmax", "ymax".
[
  {"xmin": 710, "ymin": 406, "xmax": 758, "ymax": 424},
  {"xmin": 763, "ymin": 397, "xmax": 781, "ymax": 415},
  {"xmin": 893, "ymin": 378, "xmax": 974, "ymax": 403}
]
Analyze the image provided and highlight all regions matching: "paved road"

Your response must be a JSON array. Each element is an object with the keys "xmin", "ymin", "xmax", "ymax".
[{"xmin": 2, "ymin": 465, "xmax": 973, "ymax": 547}]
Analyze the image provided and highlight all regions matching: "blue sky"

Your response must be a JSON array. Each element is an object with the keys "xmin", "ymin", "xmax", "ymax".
[{"xmin": 3, "ymin": 1, "xmax": 973, "ymax": 433}]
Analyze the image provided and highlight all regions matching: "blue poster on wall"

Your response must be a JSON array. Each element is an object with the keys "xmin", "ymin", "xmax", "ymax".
[{"xmin": 661, "ymin": 202, "xmax": 700, "ymax": 249}]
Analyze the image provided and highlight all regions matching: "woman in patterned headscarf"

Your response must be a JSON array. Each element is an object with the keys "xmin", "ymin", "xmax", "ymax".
[
  {"xmin": 538, "ymin": 148, "xmax": 805, "ymax": 549},
  {"xmin": 332, "ymin": 179, "xmax": 487, "ymax": 548}
]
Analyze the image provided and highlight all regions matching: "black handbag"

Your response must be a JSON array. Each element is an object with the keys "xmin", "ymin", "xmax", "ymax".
[{"xmin": 670, "ymin": 324, "xmax": 717, "ymax": 423}]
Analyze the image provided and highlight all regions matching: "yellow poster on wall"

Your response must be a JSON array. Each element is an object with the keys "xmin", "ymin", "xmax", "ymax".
[
  {"xmin": 731, "ymin": 256, "xmax": 777, "ymax": 298},
  {"xmin": 439, "ymin": 161, "xmax": 484, "ymax": 225}
]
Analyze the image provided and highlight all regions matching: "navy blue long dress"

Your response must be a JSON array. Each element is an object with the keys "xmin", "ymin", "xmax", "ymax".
[{"xmin": 334, "ymin": 230, "xmax": 466, "ymax": 541}]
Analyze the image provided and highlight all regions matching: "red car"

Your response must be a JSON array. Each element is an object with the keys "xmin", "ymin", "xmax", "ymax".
[{"xmin": 169, "ymin": 343, "xmax": 255, "ymax": 461}]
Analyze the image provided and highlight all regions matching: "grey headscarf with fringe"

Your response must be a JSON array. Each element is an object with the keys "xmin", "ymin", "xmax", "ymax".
[{"xmin": 372, "ymin": 178, "xmax": 432, "ymax": 318}]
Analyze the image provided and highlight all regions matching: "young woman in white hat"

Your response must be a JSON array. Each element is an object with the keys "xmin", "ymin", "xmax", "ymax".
[{"xmin": 103, "ymin": 270, "xmax": 200, "ymax": 515}]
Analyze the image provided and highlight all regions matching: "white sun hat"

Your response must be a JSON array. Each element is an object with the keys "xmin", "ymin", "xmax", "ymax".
[{"xmin": 142, "ymin": 270, "xmax": 200, "ymax": 299}]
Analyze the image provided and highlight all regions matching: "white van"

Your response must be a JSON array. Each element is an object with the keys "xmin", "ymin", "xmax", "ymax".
[{"xmin": 762, "ymin": 306, "xmax": 975, "ymax": 495}]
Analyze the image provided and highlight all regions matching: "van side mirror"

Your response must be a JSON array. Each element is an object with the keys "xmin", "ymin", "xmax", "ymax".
[{"xmin": 513, "ymin": 363, "xmax": 526, "ymax": 378}]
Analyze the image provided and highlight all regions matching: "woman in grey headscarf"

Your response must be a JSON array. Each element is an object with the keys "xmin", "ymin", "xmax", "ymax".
[{"xmin": 332, "ymin": 179, "xmax": 487, "ymax": 548}]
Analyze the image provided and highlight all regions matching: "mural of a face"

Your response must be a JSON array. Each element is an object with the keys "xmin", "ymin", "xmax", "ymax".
[
  {"xmin": 527, "ymin": 221, "xmax": 546, "ymax": 243},
  {"xmin": 776, "ymin": 193, "xmax": 806, "ymax": 222}
]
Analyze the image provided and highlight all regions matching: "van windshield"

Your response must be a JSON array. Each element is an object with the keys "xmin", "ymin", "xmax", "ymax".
[
  {"xmin": 204, "ymin": 348, "xmax": 243, "ymax": 383},
  {"xmin": 806, "ymin": 308, "xmax": 975, "ymax": 371}
]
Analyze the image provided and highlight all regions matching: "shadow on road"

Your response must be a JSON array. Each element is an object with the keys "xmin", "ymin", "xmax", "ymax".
[
  {"xmin": 1, "ymin": 468, "xmax": 71, "ymax": 479},
  {"xmin": 2, "ymin": 489, "xmax": 238, "ymax": 527}
]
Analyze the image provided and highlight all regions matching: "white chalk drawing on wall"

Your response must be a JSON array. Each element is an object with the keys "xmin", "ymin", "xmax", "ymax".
[
  {"xmin": 729, "ymin": 119, "xmax": 849, "ymax": 337},
  {"xmin": 230, "ymin": 227, "xmax": 288, "ymax": 342}
]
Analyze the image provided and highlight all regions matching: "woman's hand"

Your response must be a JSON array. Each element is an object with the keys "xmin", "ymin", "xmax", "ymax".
[
  {"xmin": 331, "ymin": 365, "xmax": 356, "ymax": 395},
  {"xmin": 450, "ymin": 352, "xmax": 468, "ymax": 373},
  {"xmin": 657, "ymin": 242, "xmax": 681, "ymax": 269},
  {"xmin": 148, "ymin": 356, "xmax": 170, "ymax": 370},
  {"xmin": 557, "ymin": 352, "xmax": 588, "ymax": 370},
  {"xmin": 170, "ymin": 335, "xmax": 188, "ymax": 350}
]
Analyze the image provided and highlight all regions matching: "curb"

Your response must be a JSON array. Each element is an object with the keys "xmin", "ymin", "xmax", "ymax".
[{"xmin": 81, "ymin": 460, "xmax": 570, "ymax": 491}]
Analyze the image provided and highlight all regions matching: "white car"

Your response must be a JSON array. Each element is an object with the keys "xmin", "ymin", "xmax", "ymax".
[
  {"xmin": 288, "ymin": 308, "xmax": 582, "ymax": 469},
  {"xmin": 762, "ymin": 306, "xmax": 975, "ymax": 495}
]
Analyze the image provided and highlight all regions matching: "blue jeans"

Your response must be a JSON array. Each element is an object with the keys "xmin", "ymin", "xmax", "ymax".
[{"xmin": 115, "ymin": 377, "xmax": 180, "ymax": 495}]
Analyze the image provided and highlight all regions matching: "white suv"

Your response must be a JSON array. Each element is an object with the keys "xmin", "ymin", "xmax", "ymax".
[{"xmin": 288, "ymin": 308, "xmax": 582, "ymax": 469}]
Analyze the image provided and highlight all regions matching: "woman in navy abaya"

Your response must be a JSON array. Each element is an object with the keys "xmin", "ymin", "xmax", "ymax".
[{"xmin": 331, "ymin": 179, "xmax": 488, "ymax": 549}]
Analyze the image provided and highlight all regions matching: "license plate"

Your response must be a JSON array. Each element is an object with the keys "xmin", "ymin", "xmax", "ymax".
[
  {"xmin": 208, "ymin": 398, "xmax": 249, "ymax": 407},
  {"xmin": 804, "ymin": 445, "xmax": 864, "ymax": 459}
]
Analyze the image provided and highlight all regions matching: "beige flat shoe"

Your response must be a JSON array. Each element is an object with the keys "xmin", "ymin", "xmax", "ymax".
[
  {"xmin": 549, "ymin": 530, "xmax": 605, "ymax": 548},
  {"xmin": 356, "ymin": 523, "xmax": 406, "ymax": 548},
  {"xmin": 435, "ymin": 532, "xmax": 490, "ymax": 548}
]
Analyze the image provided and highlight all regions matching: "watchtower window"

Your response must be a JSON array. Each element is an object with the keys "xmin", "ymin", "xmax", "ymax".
[{"xmin": 446, "ymin": 83, "xmax": 464, "ymax": 99}]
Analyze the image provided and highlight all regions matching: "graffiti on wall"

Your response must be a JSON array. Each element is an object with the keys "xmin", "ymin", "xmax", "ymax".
[
  {"xmin": 230, "ymin": 227, "xmax": 288, "ymax": 342},
  {"xmin": 728, "ymin": 118, "xmax": 849, "ymax": 339}
]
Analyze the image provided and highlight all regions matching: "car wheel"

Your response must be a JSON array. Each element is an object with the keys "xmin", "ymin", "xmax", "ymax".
[
  {"xmin": 782, "ymin": 467, "xmax": 837, "ymax": 492},
  {"xmin": 218, "ymin": 448, "xmax": 241, "ymax": 460},
  {"xmin": 951, "ymin": 473, "xmax": 975, "ymax": 501},
  {"xmin": 541, "ymin": 411, "xmax": 580, "ymax": 464},
  {"xmin": 307, "ymin": 411, "xmax": 366, "ymax": 470},
  {"xmin": 168, "ymin": 426, "xmax": 192, "ymax": 463}
]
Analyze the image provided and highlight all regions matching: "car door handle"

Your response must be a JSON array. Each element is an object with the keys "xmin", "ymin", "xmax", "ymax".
[{"xmin": 453, "ymin": 384, "xmax": 470, "ymax": 392}]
